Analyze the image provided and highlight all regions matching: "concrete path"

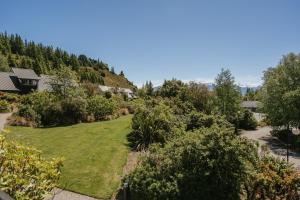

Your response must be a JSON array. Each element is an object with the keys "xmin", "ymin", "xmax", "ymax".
[
  {"xmin": 0, "ymin": 112, "xmax": 11, "ymax": 131},
  {"xmin": 242, "ymin": 126, "xmax": 300, "ymax": 170},
  {"xmin": 45, "ymin": 188, "xmax": 98, "ymax": 200}
]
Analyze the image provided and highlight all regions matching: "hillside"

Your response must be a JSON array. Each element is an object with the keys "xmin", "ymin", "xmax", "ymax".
[{"xmin": 0, "ymin": 33, "xmax": 135, "ymax": 89}]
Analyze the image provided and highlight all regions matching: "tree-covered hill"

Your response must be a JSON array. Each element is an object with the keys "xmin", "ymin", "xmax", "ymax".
[{"xmin": 0, "ymin": 32, "xmax": 135, "ymax": 89}]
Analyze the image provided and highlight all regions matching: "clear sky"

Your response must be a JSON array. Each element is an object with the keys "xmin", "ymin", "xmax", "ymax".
[{"xmin": 1, "ymin": 0, "xmax": 300, "ymax": 87}]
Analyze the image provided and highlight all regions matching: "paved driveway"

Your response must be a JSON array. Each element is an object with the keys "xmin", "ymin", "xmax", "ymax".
[
  {"xmin": 0, "ymin": 112, "xmax": 11, "ymax": 131},
  {"xmin": 242, "ymin": 127, "xmax": 300, "ymax": 170}
]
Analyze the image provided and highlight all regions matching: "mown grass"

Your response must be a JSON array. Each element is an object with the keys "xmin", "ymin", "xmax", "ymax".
[{"xmin": 4, "ymin": 115, "xmax": 132, "ymax": 199}]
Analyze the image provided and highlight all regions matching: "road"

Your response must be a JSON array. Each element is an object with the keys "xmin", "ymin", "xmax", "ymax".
[{"xmin": 242, "ymin": 126, "xmax": 300, "ymax": 170}]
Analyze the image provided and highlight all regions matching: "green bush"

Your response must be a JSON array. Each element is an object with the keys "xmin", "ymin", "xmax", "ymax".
[
  {"xmin": 61, "ymin": 96, "xmax": 87, "ymax": 124},
  {"xmin": 244, "ymin": 156, "xmax": 300, "ymax": 200},
  {"xmin": 239, "ymin": 109, "xmax": 258, "ymax": 130},
  {"xmin": 0, "ymin": 92, "xmax": 19, "ymax": 103},
  {"xmin": 186, "ymin": 111, "xmax": 214, "ymax": 131},
  {"xmin": 0, "ymin": 99, "xmax": 10, "ymax": 113},
  {"xmin": 87, "ymin": 95, "xmax": 117, "ymax": 120},
  {"xmin": 104, "ymin": 90, "xmax": 112, "ymax": 99},
  {"xmin": 126, "ymin": 127, "xmax": 258, "ymax": 200},
  {"xmin": 17, "ymin": 104, "xmax": 40, "ymax": 126},
  {"xmin": 40, "ymin": 102, "xmax": 62, "ymax": 126},
  {"xmin": 0, "ymin": 135, "xmax": 62, "ymax": 200},
  {"xmin": 127, "ymin": 103, "xmax": 182, "ymax": 150}
]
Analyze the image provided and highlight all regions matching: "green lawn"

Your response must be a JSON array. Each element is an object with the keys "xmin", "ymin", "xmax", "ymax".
[{"xmin": 4, "ymin": 115, "xmax": 132, "ymax": 199}]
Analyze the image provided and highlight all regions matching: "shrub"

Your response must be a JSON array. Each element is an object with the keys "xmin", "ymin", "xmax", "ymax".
[
  {"xmin": 239, "ymin": 109, "xmax": 258, "ymax": 130},
  {"xmin": 0, "ymin": 99, "xmax": 10, "ymax": 113},
  {"xmin": 186, "ymin": 111, "xmax": 214, "ymax": 131},
  {"xmin": 244, "ymin": 156, "xmax": 300, "ymax": 200},
  {"xmin": 126, "ymin": 127, "xmax": 258, "ymax": 200},
  {"xmin": 87, "ymin": 95, "xmax": 117, "ymax": 120},
  {"xmin": 0, "ymin": 135, "xmax": 62, "ymax": 200},
  {"xmin": 40, "ymin": 102, "xmax": 62, "ymax": 126},
  {"xmin": 118, "ymin": 108, "xmax": 129, "ymax": 116},
  {"xmin": 61, "ymin": 96, "xmax": 87, "ymax": 124},
  {"xmin": 0, "ymin": 92, "xmax": 19, "ymax": 103},
  {"xmin": 17, "ymin": 105, "xmax": 40, "ymax": 126},
  {"xmin": 127, "ymin": 103, "xmax": 182, "ymax": 150},
  {"xmin": 186, "ymin": 111, "xmax": 233, "ymax": 131},
  {"xmin": 104, "ymin": 90, "xmax": 112, "ymax": 99},
  {"xmin": 7, "ymin": 115, "xmax": 34, "ymax": 127}
]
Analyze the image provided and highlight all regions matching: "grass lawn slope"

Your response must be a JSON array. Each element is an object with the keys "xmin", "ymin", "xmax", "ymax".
[{"xmin": 4, "ymin": 115, "xmax": 132, "ymax": 199}]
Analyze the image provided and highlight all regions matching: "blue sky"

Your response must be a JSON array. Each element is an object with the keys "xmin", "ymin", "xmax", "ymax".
[{"xmin": 1, "ymin": 0, "xmax": 300, "ymax": 87}]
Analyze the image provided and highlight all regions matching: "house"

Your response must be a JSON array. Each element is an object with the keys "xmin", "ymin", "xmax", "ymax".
[
  {"xmin": 0, "ymin": 68, "xmax": 135, "ymax": 98},
  {"xmin": 0, "ymin": 68, "xmax": 40, "ymax": 93},
  {"xmin": 98, "ymin": 85, "xmax": 135, "ymax": 98},
  {"xmin": 241, "ymin": 101, "xmax": 262, "ymax": 112}
]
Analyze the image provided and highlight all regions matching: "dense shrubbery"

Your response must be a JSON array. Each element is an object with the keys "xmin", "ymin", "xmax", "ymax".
[
  {"xmin": 0, "ymin": 99, "xmax": 10, "ymax": 113},
  {"xmin": 0, "ymin": 135, "xmax": 62, "ymax": 200},
  {"xmin": 126, "ymin": 126, "xmax": 258, "ymax": 200},
  {"xmin": 238, "ymin": 109, "xmax": 258, "ymax": 130},
  {"xmin": 127, "ymin": 102, "xmax": 183, "ymax": 150},
  {"xmin": 87, "ymin": 95, "xmax": 117, "ymax": 120},
  {"xmin": 0, "ymin": 92, "xmax": 20, "ymax": 103},
  {"xmin": 244, "ymin": 156, "xmax": 300, "ymax": 199},
  {"xmin": 13, "ymin": 85, "xmax": 133, "ymax": 127},
  {"xmin": 126, "ymin": 125, "xmax": 300, "ymax": 200},
  {"xmin": 125, "ymin": 71, "xmax": 300, "ymax": 199}
]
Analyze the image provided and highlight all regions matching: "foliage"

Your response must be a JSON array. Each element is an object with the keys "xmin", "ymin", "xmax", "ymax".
[
  {"xmin": 186, "ymin": 111, "xmax": 232, "ymax": 131},
  {"xmin": 17, "ymin": 104, "xmax": 40, "ymax": 126},
  {"xmin": 238, "ymin": 109, "xmax": 258, "ymax": 130},
  {"xmin": 79, "ymin": 67, "xmax": 104, "ymax": 84},
  {"xmin": 127, "ymin": 102, "xmax": 182, "ymax": 150},
  {"xmin": 19, "ymin": 91, "xmax": 57, "ymax": 126},
  {"xmin": 184, "ymin": 81, "xmax": 213, "ymax": 113},
  {"xmin": 61, "ymin": 96, "xmax": 87, "ymax": 124},
  {"xmin": 214, "ymin": 68, "xmax": 241, "ymax": 123},
  {"xmin": 126, "ymin": 127, "xmax": 258, "ymax": 200},
  {"xmin": 261, "ymin": 53, "xmax": 300, "ymax": 128},
  {"xmin": 87, "ymin": 95, "xmax": 117, "ymax": 120},
  {"xmin": 0, "ymin": 135, "xmax": 62, "ymax": 200},
  {"xmin": 0, "ymin": 99, "xmax": 10, "ymax": 113},
  {"xmin": 50, "ymin": 66, "xmax": 79, "ymax": 98},
  {"xmin": 104, "ymin": 90, "xmax": 112, "ymax": 99},
  {"xmin": 244, "ymin": 156, "xmax": 300, "ymax": 200},
  {"xmin": 0, "ymin": 92, "xmax": 20, "ymax": 103},
  {"xmin": 81, "ymin": 82, "xmax": 100, "ymax": 97},
  {"xmin": 139, "ymin": 81, "xmax": 154, "ymax": 97},
  {"xmin": 158, "ymin": 79, "xmax": 186, "ymax": 98},
  {"xmin": 243, "ymin": 87, "xmax": 259, "ymax": 101}
]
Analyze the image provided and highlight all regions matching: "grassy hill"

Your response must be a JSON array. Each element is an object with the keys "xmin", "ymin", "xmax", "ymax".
[{"xmin": 4, "ymin": 115, "xmax": 132, "ymax": 199}]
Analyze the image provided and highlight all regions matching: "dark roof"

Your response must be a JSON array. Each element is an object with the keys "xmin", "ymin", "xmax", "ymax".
[
  {"xmin": 12, "ymin": 67, "xmax": 39, "ymax": 80},
  {"xmin": 241, "ymin": 101, "xmax": 262, "ymax": 108},
  {"xmin": 0, "ymin": 72, "xmax": 20, "ymax": 91}
]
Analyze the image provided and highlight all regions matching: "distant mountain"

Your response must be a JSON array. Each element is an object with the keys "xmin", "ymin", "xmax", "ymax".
[{"xmin": 154, "ymin": 82, "xmax": 259, "ymax": 95}]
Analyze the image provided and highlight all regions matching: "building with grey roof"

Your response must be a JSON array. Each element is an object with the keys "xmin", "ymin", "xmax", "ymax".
[
  {"xmin": 0, "ymin": 68, "xmax": 43, "ymax": 93},
  {"xmin": 0, "ymin": 72, "xmax": 20, "ymax": 92},
  {"xmin": 241, "ymin": 101, "xmax": 262, "ymax": 112}
]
